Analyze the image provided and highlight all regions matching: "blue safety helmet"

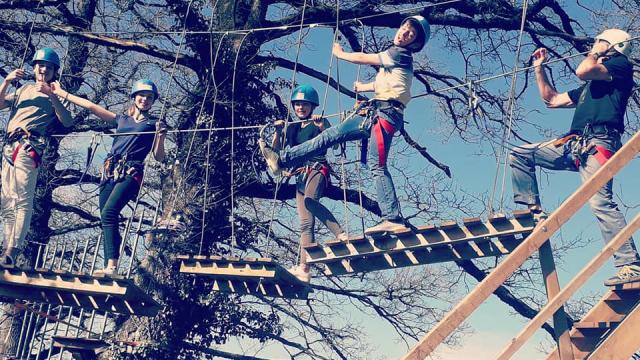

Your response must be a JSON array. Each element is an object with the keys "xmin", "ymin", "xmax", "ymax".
[
  {"xmin": 290, "ymin": 84, "xmax": 319, "ymax": 107},
  {"xmin": 31, "ymin": 48, "xmax": 61, "ymax": 68},
  {"xmin": 402, "ymin": 15, "xmax": 431, "ymax": 52},
  {"xmin": 130, "ymin": 79, "xmax": 159, "ymax": 100}
]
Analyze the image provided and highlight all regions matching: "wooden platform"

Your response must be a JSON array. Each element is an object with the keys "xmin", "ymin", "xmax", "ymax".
[
  {"xmin": 0, "ymin": 265, "xmax": 161, "ymax": 316},
  {"xmin": 304, "ymin": 211, "xmax": 535, "ymax": 275},
  {"xmin": 178, "ymin": 255, "xmax": 311, "ymax": 299}
]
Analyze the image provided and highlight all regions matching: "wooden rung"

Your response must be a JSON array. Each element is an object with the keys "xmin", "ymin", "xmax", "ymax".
[
  {"xmin": 488, "ymin": 213, "xmax": 508, "ymax": 223},
  {"xmin": 512, "ymin": 209, "xmax": 532, "ymax": 218},
  {"xmin": 439, "ymin": 220, "xmax": 458, "ymax": 229},
  {"xmin": 609, "ymin": 281, "xmax": 640, "ymax": 291},
  {"xmin": 213, "ymin": 279, "xmax": 310, "ymax": 299},
  {"xmin": 193, "ymin": 255, "xmax": 208, "ymax": 260},
  {"xmin": 573, "ymin": 320, "xmax": 621, "ymax": 330},
  {"xmin": 462, "ymin": 217, "xmax": 483, "ymax": 226}
]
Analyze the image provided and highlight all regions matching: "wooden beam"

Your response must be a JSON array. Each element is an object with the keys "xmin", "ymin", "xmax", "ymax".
[
  {"xmin": 495, "ymin": 213, "xmax": 640, "ymax": 359},
  {"xmin": 537, "ymin": 241, "xmax": 573, "ymax": 360},
  {"xmin": 402, "ymin": 130, "xmax": 640, "ymax": 360}
]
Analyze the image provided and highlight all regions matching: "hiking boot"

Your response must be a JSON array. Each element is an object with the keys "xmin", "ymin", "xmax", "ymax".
[
  {"xmin": 258, "ymin": 139, "xmax": 282, "ymax": 176},
  {"xmin": 0, "ymin": 254, "xmax": 14, "ymax": 267},
  {"xmin": 364, "ymin": 220, "xmax": 408, "ymax": 235},
  {"xmin": 604, "ymin": 264, "xmax": 640, "ymax": 286},
  {"xmin": 530, "ymin": 209, "xmax": 548, "ymax": 225},
  {"xmin": 288, "ymin": 265, "xmax": 310, "ymax": 283},
  {"xmin": 93, "ymin": 265, "xmax": 117, "ymax": 277}
]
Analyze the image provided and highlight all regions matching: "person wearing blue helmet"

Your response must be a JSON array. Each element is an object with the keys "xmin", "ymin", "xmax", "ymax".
[
  {"xmin": 0, "ymin": 47, "xmax": 73, "ymax": 266},
  {"xmin": 260, "ymin": 16, "xmax": 430, "ymax": 236},
  {"xmin": 52, "ymin": 79, "xmax": 166, "ymax": 276},
  {"xmin": 268, "ymin": 84, "xmax": 347, "ymax": 282}
]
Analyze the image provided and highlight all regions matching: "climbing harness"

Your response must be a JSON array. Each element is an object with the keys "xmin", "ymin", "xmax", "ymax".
[
  {"xmin": 2, "ymin": 128, "xmax": 44, "ymax": 168},
  {"xmin": 101, "ymin": 154, "xmax": 144, "ymax": 185}
]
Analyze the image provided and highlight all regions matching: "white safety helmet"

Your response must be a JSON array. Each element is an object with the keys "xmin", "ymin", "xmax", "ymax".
[{"xmin": 595, "ymin": 29, "xmax": 632, "ymax": 57}]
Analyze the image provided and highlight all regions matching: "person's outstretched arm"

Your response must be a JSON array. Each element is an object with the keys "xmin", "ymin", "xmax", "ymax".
[
  {"xmin": 51, "ymin": 81, "xmax": 117, "ymax": 123},
  {"xmin": 332, "ymin": 43, "xmax": 381, "ymax": 66}
]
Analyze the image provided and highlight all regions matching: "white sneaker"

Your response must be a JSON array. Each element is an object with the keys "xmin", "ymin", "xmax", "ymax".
[
  {"xmin": 93, "ymin": 266, "xmax": 117, "ymax": 277},
  {"xmin": 605, "ymin": 264, "xmax": 640, "ymax": 286},
  {"xmin": 364, "ymin": 220, "xmax": 407, "ymax": 235},
  {"xmin": 288, "ymin": 265, "xmax": 310, "ymax": 283}
]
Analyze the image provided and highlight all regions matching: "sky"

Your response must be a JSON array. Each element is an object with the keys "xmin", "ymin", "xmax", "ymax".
[{"xmin": 222, "ymin": 1, "xmax": 640, "ymax": 359}]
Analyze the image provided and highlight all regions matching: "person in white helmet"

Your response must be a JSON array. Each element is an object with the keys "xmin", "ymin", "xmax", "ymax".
[
  {"xmin": 0, "ymin": 48, "xmax": 74, "ymax": 266},
  {"xmin": 510, "ymin": 29, "xmax": 640, "ymax": 286},
  {"xmin": 260, "ymin": 15, "xmax": 431, "ymax": 236}
]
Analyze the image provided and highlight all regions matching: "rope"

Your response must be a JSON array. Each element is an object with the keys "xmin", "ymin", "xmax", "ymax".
[
  {"xmin": 229, "ymin": 31, "xmax": 253, "ymax": 247},
  {"xmin": 264, "ymin": 0, "xmax": 309, "ymax": 256},
  {"xmin": 118, "ymin": 0, "xmax": 196, "ymax": 275},
  {"xmin": 488, "ymin": 0, "xmax": 529, "ymax": 215},
  {"xmin": 411, "ymin": 35, "xmax": 640, "ymax": 99},
  {"xmin": 197, "ymin": 31, "xmax": 229, "ymax": 255},
  {"xmin": 12, "ymin": 0, "xmax": 463, "ymax": 37},
  {"xmin": 354, "ymin": 19, "xmax": 367, "ymax": 235},
  {"xmin": 331, "ymin": 0, "xmax": 352, "ymax": 237}
]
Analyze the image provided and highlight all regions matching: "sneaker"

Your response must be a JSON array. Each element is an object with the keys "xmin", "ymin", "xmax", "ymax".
[
  {"xmin": 0, "ymin": 254, "xmax": 14, "ymax": 267},
  {"xmin": 93, "ymin": 266, "xmax": 117, "ymax": 277},
  {"xmin": 364, "ymin": 220, "xmax": 408, "ymax": 235},
  {"xmin": 604, "ymin": 264, "xmax": 640, "ymax": 286},
  {"xmin": 530, "ymin": 209, "xmax": 548, "ymax": 225},
  {"xmin": 258, "ymin": 139, "xmax": 282, "ymax": 176},
  {"xmin": 288, "ymin": 265, "xmax": 311, "ymax": 283},
  {"xmin": 336, "ymin": 232, "xmax": 349, "ymax": 242}
]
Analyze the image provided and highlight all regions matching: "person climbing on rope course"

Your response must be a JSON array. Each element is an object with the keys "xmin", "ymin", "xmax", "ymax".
[
  {"xmin": 0, "ymin": 47, "xmax": 74, "ymax": 267},
  {"xmin": 509, "ymin": 28, "xmax": 640, "ymax": 286},
  {"xmin": 260, "ymin": 15, "xmax": 430, "ymax": 236},
  {"xmin": 52, "ymin": 79, "xmax": 167, "ymax": 276},
  {"xmin": 268, "ymin": 84, "xmax": 348, "ymax": 283}
]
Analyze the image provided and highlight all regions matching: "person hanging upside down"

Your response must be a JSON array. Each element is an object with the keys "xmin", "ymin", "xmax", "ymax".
[
  {"xmin": 509, "ymin": 29, "xmax": 640, "ymax": 286},
  {"xmin": 270, "ymin": 85, "xmax": 347, "ymax": 283},
  {"xmin": 53, "ymin": 79, "xmax": 166, "ymax": 276},
  {"xmin": 260, "ymin": 16, "xmax": 431, "ymax": 236},
  {"xmin": 0, "ymin": 48, "xmax": 74, "ymax": 266}
]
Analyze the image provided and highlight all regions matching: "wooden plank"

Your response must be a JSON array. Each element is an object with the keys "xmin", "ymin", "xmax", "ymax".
[
  {"xmin": 588, "ymin": 303, "xmax": 640, "ymax": 359},
  {"xmin": 538, "ymin": 241, "xmax": 573, "ymax": 360},
  {"xmin": 496, "ymin": 213, "xmax": 640, "ymax": 360},
  {"xmin": 307, "ymin": 218, "xmax": 532, "ymax": 267},
  {"xmin": 0, "ymin": 268, "xmax": 134, "ymax": 297},
  {"xmin": 402, "ymin": 131, "xmax": 640, "ymax": 360}
]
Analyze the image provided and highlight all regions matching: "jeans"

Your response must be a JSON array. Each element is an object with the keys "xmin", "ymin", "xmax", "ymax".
[
  {"xmin": 296, "ymin": 169, "xmax": 344, "ymax": 266},
  {"xmin": 509, "ymin": 133, "xmax": 640, "ymax": 267},
  {"xmin": 99, "ymin": 176, "xmax": 140, "ymax": 265},
  {"xmin": 1, "ymin": 142, "xmax": 39, "ymax": 251},
  {"xmin": 280, "ymin": 106, "xmax": 403, "ymax": 221}
]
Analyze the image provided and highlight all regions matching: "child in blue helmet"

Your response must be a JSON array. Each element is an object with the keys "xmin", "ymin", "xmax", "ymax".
[
  {"xmin": 270, "ymin": 84, "xmax": 347, "ymax": 282},
  {"xmin": 52, "ymin": 79, "xmax": 166, "ymax": 276},
  {"xmin": 0, "ymin": 47, "xmax": 74, "ymax": 266},
  {"xmin": 261, "ymin": 16, "xmax": 430, "ymax": 236}
]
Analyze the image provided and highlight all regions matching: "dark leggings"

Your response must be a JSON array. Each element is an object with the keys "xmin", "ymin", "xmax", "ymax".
[
  {"xmin": 296, "ymin": 169, "xmax": 344, "ymax": 266},
  {"xmin": 99, "ymin": 176, "xmax": 140, "ymax": 265}
]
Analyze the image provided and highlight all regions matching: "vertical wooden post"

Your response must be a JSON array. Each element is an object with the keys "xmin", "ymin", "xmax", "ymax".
[
  {"xmin": 401, "ymin": 131, "xmax": 640, "ymax": 360},
  {"xmin": 538, "ymin": 241, "xmax": 573, "ymax": 360}
]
